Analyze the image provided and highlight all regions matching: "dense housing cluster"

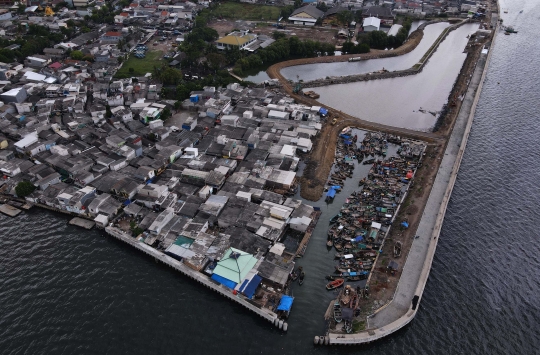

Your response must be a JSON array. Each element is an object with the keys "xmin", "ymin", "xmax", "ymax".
[{"xmin": 0, "ymin": 78, "xmax": 329, "ymax": 315}]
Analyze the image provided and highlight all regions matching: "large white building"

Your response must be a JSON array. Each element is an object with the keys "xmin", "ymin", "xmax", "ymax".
[{"xmin": 363, "ymin": 17, "xmax": 381, "ymax": 32}]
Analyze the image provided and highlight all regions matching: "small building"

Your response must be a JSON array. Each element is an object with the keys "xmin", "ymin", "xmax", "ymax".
[
  {"xmin": 102, "ymin": 31, "xmax": 122, "ymax": 43},
  {"xmin": 210, "ymin": 248, "xmax": 259, "ymax": 289},
  {"xmin": 363, "ymin": 17, "xmax": 381, "ymax": 32},
  {"xmin": 288, "ymin": 5, "xmax": 324, "ymax": 26},
  {"xmin": 215, "ymin": 32, "xmax": 257, "ymax": 51},
  {"xmin": 0, "ymin": 88, "xmax": 27, "ymax": 103},
  {"xmin": 94, "ymin": 214, "xmax": 109, "ymax": 228},
  {"xmin": 362, "ymin": 6, "xmax": 395, "ymax": 26}
]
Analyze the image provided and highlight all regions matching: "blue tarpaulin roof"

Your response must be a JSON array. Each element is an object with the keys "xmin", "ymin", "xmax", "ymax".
[
  {"xmin": 340, "ymin": 134, "xmax": 351, "ymax": 139},
  {"xmin": 326, "ymin": 189, "xmax": 336, "ymax": 198},
  {"xmin": 353, "ymin": 235, "xmax": 364, "ymax": 243},
  {"xmin": 123, "ymin": 199, "xmax": 131, "ymax": 206},
  {"xmin": 332, "ymin": 186, "xmax": 341, "ymax": 190},
  {"xmin": 211, "ymin": 273, "xmax": 237, "ymax": 289},
  {"xmin": 239, "ymin": 274, "xmax": 262, "ymax": 299},
  {"xmin": 401, "ymin": 221, "xmax": 409, "ymax": 228},
  {"xmin": 276, "ymin": 295, "xmax": 294, "ymax": 311},
  {"xmin": 319, "ymin": 108, "xmax": 328, "ymax": 115}
]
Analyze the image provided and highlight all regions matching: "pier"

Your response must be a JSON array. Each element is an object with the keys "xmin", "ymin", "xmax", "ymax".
[
  {"xmin": 69, "ymin": 217, "xmax": 96, "ymax": 230},
  {"xmin": 0, "ymin": 204, "xmax": 22, "ymax": 217}
]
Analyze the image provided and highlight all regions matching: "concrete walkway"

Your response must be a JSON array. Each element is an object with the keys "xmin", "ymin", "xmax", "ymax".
[{"xmin": 369, "ymin": 50, "xmax": 488, "ymax": 329}]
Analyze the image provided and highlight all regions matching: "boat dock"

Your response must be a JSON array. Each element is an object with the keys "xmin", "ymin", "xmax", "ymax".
[
  {"xmin": 295, "ymin": 210, "xmax": 322, "ymax": 258},
  {"xmin": 0, "ymin": 204, "xmax": 22, "ymax": 217},
  {"xmin": 69, "ymin": 217, "xmax": 96, "ymax": 230}
]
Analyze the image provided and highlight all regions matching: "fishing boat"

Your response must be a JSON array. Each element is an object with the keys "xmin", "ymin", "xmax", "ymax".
[
  {"xmin": 327, "ymin": 239, "xmax": 333, "ymax": 247},
  {"xmin": 353, "ymin": 134, "xmax": 358, "ymax": 143},
  {"xmin": 329, "ymin": 213, "xmax": 341, "ymax": 224},
  {"xmin": 394, "ymin": 241, "xmax": 402, "ymax": 258},
  {"xmin": 290, "ymin": 266, "xmax": 302, "ymax": 281},
  {"xmin": 298, "ymin": 271, "xmax": 305, "ymax": 285},
  {"xmin": 363, "ymin": 158, "xmax": 375, "ymax": 165},
  {"xmin": 333, "ymin": 301, "xmax": 342, "ymax": 323},
  {"xmin": 505, "ymin": 26, "xmax": 518, "ymax": 34},
  {"xmin": 326, "ymin": 278, "xmax": 345, "ymax": 290}
]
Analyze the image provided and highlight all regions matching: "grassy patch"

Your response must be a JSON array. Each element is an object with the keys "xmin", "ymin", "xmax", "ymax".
[
  {"xmin": 115, "ymin": 50, "xmax": 163, "ymax": 78},
  {"xmin": 212, "ymin": 3, "xmax": 282, "ymax": 21},
  {"xmin": 353, "ymin": 320, "xmax": 366, "ymax": 332}
]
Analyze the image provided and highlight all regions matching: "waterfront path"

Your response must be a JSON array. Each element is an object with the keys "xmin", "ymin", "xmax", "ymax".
[{"xmin": 327, "ymin": 40, "xmax": 492, "ymax": 344}]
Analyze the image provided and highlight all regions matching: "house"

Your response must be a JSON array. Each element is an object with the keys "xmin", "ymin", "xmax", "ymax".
[
  {"xmin": 322, "ymin": 7, "xmax": 351, "ymax": 26},
  {"xmin": 288, "ymin": 5, "xmax": 324, "ymax": 26},
  {"xmin": 362, "ymin": 6, "xmax": 394, "ymax": 26},
  {"xmin": 115, "ymin": 12, "xmax": 129, "ymax": 24},
  {"xmin": 210, "ymin": 247, "xmax": 259, "ymax": 289},
  {"xmin": 363, "ymin": 17, "xmax": 381, "ymax": 32},
  {"xmin": 0, "ymin": 87, "xmax": 27, "ymax": 103},
  {"xmin": 215, "ymin": 32, "xmax": 257, "ymax": 51},
  {"xmin": 25, "ymin": 55, "xmax": 51, "ymax": 68},
  {"xmin": 102, "ymin": 31, "xmax": 122, "ymax": 43}
]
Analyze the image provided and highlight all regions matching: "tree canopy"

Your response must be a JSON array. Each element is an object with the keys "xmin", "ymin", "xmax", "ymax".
[{"xmin": 15, "ymin": 181, "xmax": 36, "ymax": 198}]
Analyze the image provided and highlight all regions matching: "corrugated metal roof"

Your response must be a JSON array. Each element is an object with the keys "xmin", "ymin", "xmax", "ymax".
[{"xmin": 212, "ymin": 247, "xmax": 258, "ymax": 283}]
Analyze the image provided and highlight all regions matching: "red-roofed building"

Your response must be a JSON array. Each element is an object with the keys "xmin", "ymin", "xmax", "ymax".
[
  {"xmin": 115, "ymin": 12, "xmax": 129, "ymax": 24},
  {"xmin": 102, "ymin": 32, "xmax": 123, "ymax": 42},
  {"xmin": 160, "ymin": 11, "xmax": 169, "ymax": 19},
  {"xmin": 48, "ymin": 62, "xmax": 62, "ymax": 70}
]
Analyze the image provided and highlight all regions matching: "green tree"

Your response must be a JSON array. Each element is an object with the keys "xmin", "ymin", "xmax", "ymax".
[
  {"xmin": 17, "ymin": 3, "xmax": 26, "ymax": 14},
  {"xmin": 105, "ymin": 104, "xmax": 112, "ymax": 118},
  {"xmin": 15, "ymin": 181, "xmax": 36, "ymax": 198},
  {"xmin": 70, "ymin": 50, "xmax": 84, "ymax": 60},
  {"xmin": 160, "ymin": 107, "xmax": 171, "ymax": 121},
  {"xmin": 336, "ymin": 11, "xmax": 354, "ymax": 26},
  {"xmin": 206, "ymin": 52, "xmax": 226, "ymax": 71},
  {"xmin": 272, "ymin": 31, "xmax": 286, "ymax": 40}
]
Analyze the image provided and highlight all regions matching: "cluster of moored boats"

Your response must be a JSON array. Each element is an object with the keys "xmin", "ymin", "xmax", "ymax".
[
  {"xmin": 325, "ymin": 131, "xmax": 426, "ymax": 296},
  {"xmin": 332, "ymin": 285, "xmax": 362, "ymax": 333}
]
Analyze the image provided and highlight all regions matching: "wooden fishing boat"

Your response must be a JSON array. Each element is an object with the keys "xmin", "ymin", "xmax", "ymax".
[
  {"xmin": 394, "ymin": 241, "xmax": 402, "ymax": 258},
  {"xmin": 298, "ymin": 271, "xmax": 305, "ymax": 285},
  {"xmin": 329, "ymin": 213, "xmax": 341, "ymax": 224},
  {"xmin": 327, "ymin": 278, "xmax": 345, "ymax": 290},
  {"xmin": 333, "ymin": 301, "xmax": 342, "ymax": 323},
  {"xmin": 327, "ymin": 239, "xmax": 333, "ymax": 247}
]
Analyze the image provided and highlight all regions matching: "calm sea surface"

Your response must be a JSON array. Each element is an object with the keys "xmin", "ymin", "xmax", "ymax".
[{"xmin": 1, "ymin": 1, "xmax": 539, "ymax": 354}]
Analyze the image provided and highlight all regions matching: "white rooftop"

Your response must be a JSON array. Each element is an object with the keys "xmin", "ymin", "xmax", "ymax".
[{"xmin": 363, "ymin": 17, "xmax": 381, "ymax": 28}]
